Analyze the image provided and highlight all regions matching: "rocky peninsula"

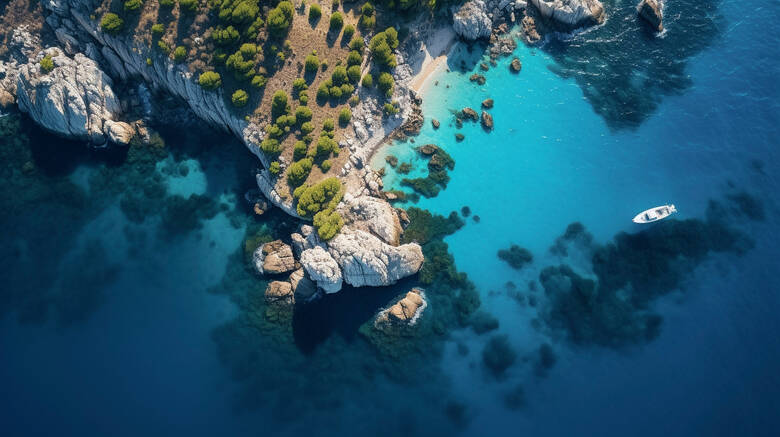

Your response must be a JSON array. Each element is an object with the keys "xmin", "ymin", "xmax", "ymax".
[{"xmin": 0, "ymin": 0, "xmax": 609, "ymax": 300}]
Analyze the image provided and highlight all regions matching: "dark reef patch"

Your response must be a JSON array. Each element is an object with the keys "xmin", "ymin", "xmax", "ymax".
[
  {"xmin": 400, "ymin": 145, "xmax": 455, "ymax": 199},
  {"xmin": 544, "ymin": 0, "xmax": 725, "ymax": 130},
  {"xmin": 538, "ymin": 211, "xmax": 752, "ymax": 348},
  {"xmin": 498, "ymin": 244, "xmax": 534, "ymax": 270},
  {"xmin": 482, "ymin": 334, "xmax": 517, "ymax": 378}
]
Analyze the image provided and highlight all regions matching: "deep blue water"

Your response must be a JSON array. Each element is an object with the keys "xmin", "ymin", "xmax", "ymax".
[{"xmin": 2, "ymin": 0, "xmax": 779, "ymax": 435}]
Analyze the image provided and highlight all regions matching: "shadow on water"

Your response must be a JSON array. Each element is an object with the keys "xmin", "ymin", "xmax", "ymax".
[
  {"xmin": 542, "ymin": 0, "xmax": 725, "ymax": 130},
  {"xmin": 292, "ymin": 278, "xmax": 415, "ymax": 354}
]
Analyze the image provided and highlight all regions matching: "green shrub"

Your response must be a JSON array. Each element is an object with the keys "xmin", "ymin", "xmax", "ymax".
[
  {"xmin": 343, "ymin": 25, "xmax": 355, "ymax": 41},
  {"xmin": 267, "ymin": 1, "xmax": 294, "ymax": 37},
  {"xmin": 370, "ymin": 32, "xmax": 397, "ymax": 70},
  {"xmin": 321, "ymin": 159, "xmax": 332, "ymax": 172},
  {"xmin": 295, "ymin": 106, "xmax": 313, "ymax": 123},
  {"xmin": 293, "ymin": 141, "xmax": 308, "ymax": 160},
  {"xmin": 384, "ymin": 26, "xmax": 399, "ymax": 49},
  {"xmin": 329, "ymin": 86, "xmax": 342, "ymax": 100},
  {"xmin": 146, "ymin": 57, "xmax": 152, "ymax": 66},
  {"xmin": 212, "ymin": 26, "xmax": 240, "ymax": 45},
  {"xmin": 349, "ymin": 35, "xmax": 364, "ymax": 52},
  {"xmin": 304, "ymin": 53, "xmax": 320, "ymax": 73},
  {"xmin": 331, "ymin": 0, "xmax": 340, "ymax": 9},
  {"xmin": 378, "ymin": 72, "xmax": 394, "ymax": 96},
  {"xmin": 272, "ymin": 90, "xmax": 289, "ymax": 116},
  {"xmin": 331, "ymin": 66, "xmax": 347, "ymax": 86},
  {"xmin": 361, "ymin": 2, "xmax": 374, "ymax": 16},
  {"xmin": 313, "ymin": 209, "xmax": 343, "ymax": 240},
  {"xmin": 179, "ymin": 0, "xmax": 199, "ymax": 13},
  {"xmin": 316, "ymin": 82, "xmax": 330, "ymax": 101},
  {"xmin": 160, "ymin": 0, "xmax": 174, "ymax": 7},
  {"xmin": 100, "ymin": 13, "xmax": 124, "ymax": 35},
  {"xmin": 300, "ymin": 121, "xmax": 314, "ymax": 135},
  {"xmin": 323, "ymin": 118, "xmax": 335, "ymax": 132},
  {"xmin": 383, "ymin": 102, "xmax": 399, "ymax": 115},
  {"xmin": 295, "ymin": 177, "xmax": 343, "ymax": 218},
  {"xmin": 348, "ymin": 95, "xmax": 359, "ymax": 106},
  {"xmin": 338, "ymin": 107, "xmax": 352, "ymax": 125},
  {"xmin": 124, "ymin": 0, "xmax": 142, "ymax": 12},
  {"xmin": 287, "ymin": 158, "xmax": 313, "ymax": 187},
  {"xmin": 346, "ymin": 65, "xmax": 362, "ymax": 84},
  {"xmin": 157, "ymin": 40, "xmax": 171, "ymax": 54},
  {"xmin": 239, "ymin": 43, "xmax": 257, "ymax": 58},
  {"xmin": 251, "ymin": 74, "xmax": 267, "ymax": 88},
  {"xmin": 151, "ymin": 23, "xmax": 164, "ymax": 35},
  {"xmin": 231, "ymin": 89, "xmax": 249, "ymax": 107},
  {"xmin": 269, "ymin": 161, "xmax": 281, "ymax": 176},
  {"xmin": 359, "ymin": 2, "xmax": 376, "ymax": 29},
  {"xmin": 316, "ymin": 135, "xmax": 339, "ymax": 157},
  {"xmin": 266, "ymin": 123, "xmax": 284, "ymax": 138},
  {"xmin": 329, "ymin": 12, "xmax": 344, "ymax": 31},
  {"xmin": 339, "ymin": 83, "xmax": 354, "ymax": 96},
  {"xmin": 347, "ymin": 50, "xmax": 362, "ymax": 67},
  {"xmin": 39, "ymin": 54, "xmax": 54, "ymax": 73},
  {"xmin": 230, "ymin": 1, "xmax": 259, "ymax": 23},
  {"xmin": 298, "ymin": 90, "xmax": 309, "ymax": 105},
  {"xmin": 173, "ymin": 46, "xmax": 187, "ymax": 63},
  {"xmin": 292, "ymin": 78, "xmax": 308, "ymax": 92},
  {"xmin": 309, "ymin": 3, "xmax": 321, "ymax": 21},
  {"xmin": 198, "ymin": 71, "xmax": 222, "ymax": 90},
  {"xmin": 361, "ymin": 73, "xmax": 373, "ymax": 87},
  {"xmin": 260, "ymin": 138, "xmax": 282, "ymax": 155}
]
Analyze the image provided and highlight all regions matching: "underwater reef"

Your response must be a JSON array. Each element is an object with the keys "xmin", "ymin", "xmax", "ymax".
[
  {"xmin": 544, "ymin": 0, "xmax": 725, "ymax": 130},
  {"xmin": 537, "ymin": 204, "xmax": 756, "ymax": 348}
]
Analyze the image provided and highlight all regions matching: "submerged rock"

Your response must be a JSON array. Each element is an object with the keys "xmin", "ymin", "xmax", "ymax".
[
  {"xmin": 510, "ymin": 58, "xmax": 523, "ymax": 73},
  {"xmin": 431, "ymin": 118, "xmax": 440, "ymax": 129},
  {"xmin": 521, "ymin": 15, "xmax": 542, "ymax": 43},
  {"xmin": 637, "ymin": 0, "xmax": 664, "ymax": 32},
  {"xmin": 482, "ymin": 98, "xmax": 494, "ymax": 109},
  {"xmin": 289, "ymin": 267, "xmax": 319, "ymax": 303},
  {"xmin": 481, "ymin": 111, "xmax": 494, "ymax": 130},
  {"xmin": 265, "ymin": 280, "xmax": 294, "ymax": 303},
  {"xmin": 469, "ymin": 73, "xmax": 487, "ymax": 85},
  {"xmin": 461, "ymin": 107, "xmax": 479, "ymax": 121},
  {"xmin": 378, "ymin": 288, "xmax": 427, "ymax": 324},
  {"xmin": 253, "ymin": 240, "xmax": 296, "ymax": 275},
  {"xmin": 453, "ymin": 1, "xmax": 493, "ymax": 41},
  {"xmin": 528, "ymin": 0, "xmax": 606, "ymax": 31}
]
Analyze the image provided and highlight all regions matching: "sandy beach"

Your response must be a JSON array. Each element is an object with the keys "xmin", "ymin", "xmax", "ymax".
[{"xmin": 409, "ymin": 26, "xmax": 458, "ymax": 94}]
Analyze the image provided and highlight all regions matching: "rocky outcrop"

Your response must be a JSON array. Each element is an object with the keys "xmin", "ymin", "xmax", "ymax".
[
  {"xmin": 510, "ymin": 57, "xmax": 523, "ymax": 72},
  {"xmin": 528, "ymin": 0, "xmax": 605, "ymax": 31},
  {"xmin": 300, "ymin": 246, "xmax": 343, "ymax": 294},
  {"xmin": 327, "ymin": 228, "xmax": 424, "ymax": 288},
  {"xmin": 289, "ymin": 268, "xmax": 319, "ymax": 303},
  {"xmin": 376, "ymin": 288, "xmax": 428, "ymax": 325},
  {"xmin": 338, "ymin": 194, "xmax": 403, "ymax": 246},
  {"xmin": 481, "ymin": 111, "xmax": 494, "ymax": 130},
  {"xmin": 265, "ymin": 281, "xmax": 294, "ymax": 303},
  {"xmin": 482, "ymin": 98, "xmax": 494, "ymax": 109},
  {"xmin": 15, "ymin": 48, "xmax": 133, "ymax": 145},
  {"xmin": 252, "ymin": 240, "xmax": 296, "ymax": 275},
  {"xmin": 637, "ymin": 0, "xmax": 663, "ymax": 32},
  {"xmin": 453, "ymin": 1, "xmax": 493, "ymax": 41}
]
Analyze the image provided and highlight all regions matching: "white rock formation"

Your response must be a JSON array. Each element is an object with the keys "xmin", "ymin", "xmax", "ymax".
[
  {"xmin": 300, "ymin": 246, "xmax": 343, "ymax": 294},
  {"xmin": 528, "ymin": 0, "xmax": 605, "ymax": 30},
  {"xmin": 338, "ymin": 195, "xmax": 402, "ymax": 245},
  {"xmin": 453, "ymin": 1, "xmax": 493, "ymax": 41},
  {"xmin": 15, "ymin": 48, "xmax": 132, "ymax": 145},
  {"xmin": 327, "ymin": 228, "xmax": 423, "ymax": 288}
]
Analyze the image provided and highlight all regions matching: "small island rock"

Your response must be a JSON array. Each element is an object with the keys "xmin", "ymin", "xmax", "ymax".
[
  {"xmin": 637, "ymin": 0, "xmax": 664, "ymax": 32},
  {"xmin": 453, "ymin": 1, "xmax": 493, "ymax": 41}
]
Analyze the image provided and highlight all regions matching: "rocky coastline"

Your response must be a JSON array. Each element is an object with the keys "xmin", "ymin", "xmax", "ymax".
[{"xmin": 0, "ymin": 0, "xmax": 611, "ymax": 301}]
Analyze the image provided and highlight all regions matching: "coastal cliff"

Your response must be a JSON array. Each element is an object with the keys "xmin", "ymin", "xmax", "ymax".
[{"xmin": 10, "ymin": 0, "xmax": 426, "ymax": 294}]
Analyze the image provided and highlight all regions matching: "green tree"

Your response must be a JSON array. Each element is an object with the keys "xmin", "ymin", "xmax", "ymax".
[
  {"xmin": 361, "ymin": 72, "xmax": 373, "ymax": 87},
  {"xmin": 231, "ymin": 89, "xmax": 249, "ymax": 107},
  {"xmin": 313, "ymin": 209, "xmax": 343, "ymax": 240},
  {"xmin": 151, "ymin": 23, "xmax": 164, "ymax": 35},
  {"xmin": 347, "ymin": 65, "xmax": 361, "ymax": 83},
  {"xmin": 272, "ymin": 90, "xmax": 289, "ymax": 116},
  {"xmin": 378, "ymin": 72, "xmax": 394, "ymax": 96},
  {"xmin": 343, "ymin": 25, "xmax": 355, "ymax": 41},
  {"xmin": 198, "ymin": 71, "xmax": 222, "ymax": 90},
  {"xmin": 251, "ymin": 74, "xmax": 267, "ymax": 88},
  {"xmin": 179, "ymin": 0, "xmax": 199, "ymax": 13},
  {"xmin": 173, "ymin": 46, "xmax": 187, "ymax": 63},
  {"xmin": 293, "ymin": 78, "xmax": 308, "ymax": 92},
  {"xmin": 269, "ymin": 161, "xmax": 281, "ymax": 176},
  {"xmin": 293, "ymin": 141, "xmax": 308, "ymax": 160},
  {"xmin": 295, "ymin": 177, "xmax": 343, "ymax": 218},
  {"xmin": 331, "ymin": 66, "xmax": 348, "ymax": 86},
  {"xmin": 321, "ymin": 159, "xmax": 332, "ymax": 172},
  {"xmin": 287, "ymin": 158, "xmax": 313, "ymax": 187},
  {"xmin": 100, "ymin": 13, "xmax": 124, "ymax": 35},
  {"xmin": 267, "ymin": 1, "xmax": 294, "ymax": 37},
  {"xmin": 309, "ymin": 3, "xmax": 321, "ymax": 21},
  {"xmin": 295, "ymin": 106, "xmax": 313, "ymax": 122},
  {"xmin": 212, "ymin": 26, "xmax": 240, "ymax": 45},
  {"xmin": 329, "ymin": 12, "xmax": 344, "ymax": 31},
  {"xmin": 304, "ymin": 53, "xmax": 320, "ymax": 73},
  {"xmin": 260, "ymin": 138, "xmax": 282, "ymax": 155},
  {"xmin": 124, "ymin": 0, "xmax": 142, "ymax": 12},
  {"xmin": 384, "ymin": 26, "xmax": 399, "ymax": 49},
  {"xmin": 347, "ymin": 50, "xmax": 362, "ymax": 67},
  {"xmin": 338, "ymin": 107, "xmax": 352, "ymax": 125}
]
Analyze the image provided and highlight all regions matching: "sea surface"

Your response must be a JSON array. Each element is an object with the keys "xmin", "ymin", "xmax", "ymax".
[{"xmin": 2, "ymin": 0, "xmax": 779, "ymax": 436}]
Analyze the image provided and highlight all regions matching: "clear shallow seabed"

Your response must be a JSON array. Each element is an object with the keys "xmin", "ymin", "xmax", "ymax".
[{"xmin": 2, "ymin": 0, "xmax": 779, "ymax": 436}]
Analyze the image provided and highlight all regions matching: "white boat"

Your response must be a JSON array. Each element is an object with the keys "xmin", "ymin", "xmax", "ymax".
[{"xmin": 632, "ymin": 204, "xmax": 677, "ymax": 224}]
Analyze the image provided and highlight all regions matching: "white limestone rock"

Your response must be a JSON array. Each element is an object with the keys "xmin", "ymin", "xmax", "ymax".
[
  {"xmin": 300, "ymin": 246, "xmax": 343, "ymax": 293},
  {"xmin": 453, "ymin": 1, "xmax": 493, "ymax": 41},
  {"xmin": 528, "ymin": 0, "xmax": 605, "ymax": 30},
  {"xmin": 338, "ymin": 195, "xmax": 402, "ymax": 245},
  {"xmin": 327, "ymin": 228, "xmax": 424, "ymax": 289},
  {"xmin": 16, "ymin": 48, "xmax": 124, "ymax": 144}
]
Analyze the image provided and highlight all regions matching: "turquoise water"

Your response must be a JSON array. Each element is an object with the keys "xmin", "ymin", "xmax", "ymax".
[{"xmin": 1, "ymin": 0, "xmax": 779, "ymax": 435}]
